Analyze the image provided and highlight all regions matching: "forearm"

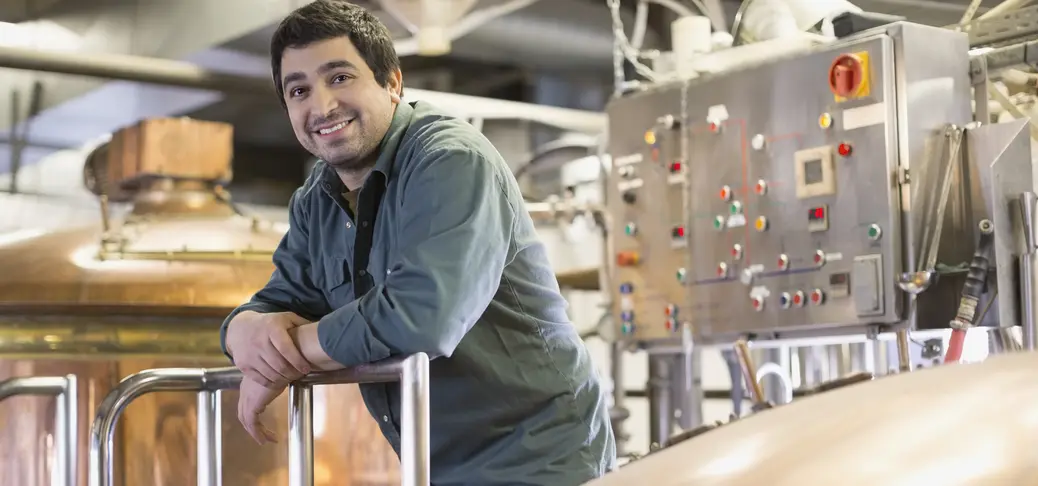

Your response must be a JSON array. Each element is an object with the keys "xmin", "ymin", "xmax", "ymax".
[{"xmin": 290, "ymin": 323, "xmax": 344, "ymax": 372}]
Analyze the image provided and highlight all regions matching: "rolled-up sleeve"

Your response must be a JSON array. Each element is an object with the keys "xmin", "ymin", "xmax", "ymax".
[
  {"xmin": 219, "ymin": 187, "xmax": 332, "ymax": 360},
  {"xmin": 317, "ymin": 146, "xmax": 517, "ymax": 368}
]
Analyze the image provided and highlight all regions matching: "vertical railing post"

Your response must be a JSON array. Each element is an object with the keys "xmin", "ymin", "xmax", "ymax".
[
  {"xmin": 196, "ymin": 390, "xmax": 222, "ymax": 486},
  {"xmin": 0, "ymin": 375, "xmax": 77, "ymax": 486},
  {"xmin": 56, "ymin": 374, "xmax": 78, "ymax": 486},
  {"xmin": 288, "ymin": 384, "xmax": 314, "ymax": 486},
  {"xmin": 400, "ymin": 353, "xmax": 431, "ymax": 486}
]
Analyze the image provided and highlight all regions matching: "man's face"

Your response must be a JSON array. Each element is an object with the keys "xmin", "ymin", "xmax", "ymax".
[{"xmin": 280, "ymin": 37, "xmax": 401, "ymax": 171}]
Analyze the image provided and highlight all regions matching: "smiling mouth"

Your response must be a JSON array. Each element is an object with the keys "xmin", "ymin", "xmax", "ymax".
[{"xmin": 314, "ymin": 119, "xmax": 352, "ymax": 136}]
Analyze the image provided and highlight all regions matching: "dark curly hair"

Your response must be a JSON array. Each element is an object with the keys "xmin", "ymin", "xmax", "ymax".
[{"xmin": 270, "ymin": 0, "xmax": 402, "ymax": 106}]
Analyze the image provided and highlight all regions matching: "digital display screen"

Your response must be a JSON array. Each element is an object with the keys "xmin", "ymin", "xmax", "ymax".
[
  {"xmin": 803, "ymin": 159, "xmax": 824, "ymax": 185},
  {"xmin": 808, "ymin": 206, "xmax": 827, "ymax": 221}
]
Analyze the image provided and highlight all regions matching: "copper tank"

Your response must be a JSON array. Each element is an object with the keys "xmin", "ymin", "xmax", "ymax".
[{"xmin": 0, "ymin": 118, "xmax": 398, "ymax": 486}]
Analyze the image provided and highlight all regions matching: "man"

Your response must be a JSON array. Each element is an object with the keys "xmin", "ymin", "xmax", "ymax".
[{"xmin": 219, "ymin": 1, "xmax": 616, "ymax": 484}]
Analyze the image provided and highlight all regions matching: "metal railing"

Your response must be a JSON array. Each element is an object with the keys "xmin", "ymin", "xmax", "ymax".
[
  {"xmin": 0, "ymin": 374, "xmax": 78, "ymax": 486},
  {"xmin": 88, "ymin": 353, "xmax": 430, "ymax": 486}
]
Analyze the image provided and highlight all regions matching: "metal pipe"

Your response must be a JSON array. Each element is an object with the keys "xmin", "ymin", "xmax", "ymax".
[
  {"xmin": 733, "ymin": 340, "xmax": 765, "ymax": 405},
  {"xmin": 1019, "ymin": 192, "xmax": 1038, "ymax": 351},
  {"xmin": 0, "ymin": 375, "xmax": 77, "ymax": 486},
  {"xmin": 0, "ymin": 45, "xmax": 605, "ymax": 134},
  {"xmin": 896, "ymin": 329, "xmax": 912, "ymax": 372},
  {"xmin": 196, "ymin": 390, "xmax": 222, "ymax": 486},
  {"xmin": 401, "ymin": 353, "xmax": 431, "ymax": 486},
  {"xmin": 647, "ymin": 354, "xmax": 672, "ymax": 448},
  {"xmin": 88, "ymin": 354, "xmax": 430, "ymax": 486},
  {"xmin": 288, "ymin": 385, "xmax": 314, "ymax": 486}
]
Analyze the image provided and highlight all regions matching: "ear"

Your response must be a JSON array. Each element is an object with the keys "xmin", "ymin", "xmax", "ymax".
[{"xmin": 386, "ymin": 69, "xmax": 403, "ymax": 103}]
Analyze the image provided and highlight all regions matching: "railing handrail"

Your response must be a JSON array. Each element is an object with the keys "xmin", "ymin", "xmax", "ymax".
[
  {"xmin": 88, "ymin": 353, "xmax": 431, "ymax": 486},
  {"xmin": 0, "ymin": 374, "xmax": 78, "ymax": 486}
]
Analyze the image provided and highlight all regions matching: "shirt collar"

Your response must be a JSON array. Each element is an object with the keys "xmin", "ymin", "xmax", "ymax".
[{"xmin": 317, "ymin": 101, "xmax": 415, "ymax": 193}]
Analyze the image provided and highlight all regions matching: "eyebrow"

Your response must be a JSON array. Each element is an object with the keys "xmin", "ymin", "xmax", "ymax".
[{"xmin": 282, "ymin": 60, "xmax": 358, "ymax": 87}]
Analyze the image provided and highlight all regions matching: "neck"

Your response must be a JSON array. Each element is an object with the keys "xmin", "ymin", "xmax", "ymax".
[{"xmin": 336, "ymin": 165, "xmax": 373, "ymax": 191}]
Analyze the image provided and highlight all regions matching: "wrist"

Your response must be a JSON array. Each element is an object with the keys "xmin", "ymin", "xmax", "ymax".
[
  {"xmin": 290, "ymin": 323, "xmax": 342, "ymax": 371},
  {"xmin": 226, "ymin": 310, "xmax": 259, "ymax": 357}
]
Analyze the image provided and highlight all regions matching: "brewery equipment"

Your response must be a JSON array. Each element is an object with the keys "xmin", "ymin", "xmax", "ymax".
[
  {"xmin": 585, "ymin": 351, "xmax": 1038, "ymax": 485},
  {"xmin": 0, "ymin": 118, "xmax": 399, "ymax": 485}
]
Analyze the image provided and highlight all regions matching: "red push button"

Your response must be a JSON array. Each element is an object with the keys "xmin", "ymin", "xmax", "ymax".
[
  {"xmin": 810, "ymin": 289, "xmax": 826, "ymax": 305},
  {"xmin": 751, "ymin": 296, "xmax": 765, "ymax": 312},
  {"xmin": 792, "ymin": 291, "xmax": 805, "ymax": 307}
]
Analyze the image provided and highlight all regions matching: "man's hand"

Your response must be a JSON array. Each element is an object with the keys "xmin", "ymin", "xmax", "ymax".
[
  {"xmin": 226, "ymin": 310, "xmax": 312, "ymax": 387},
  {"xmin": 238, "ymin": 377, "xmax": 285, "ymax": 445}
]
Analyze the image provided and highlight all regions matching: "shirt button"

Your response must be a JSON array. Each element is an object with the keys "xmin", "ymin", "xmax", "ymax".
[
  {"xmin": 359, "ymin": 269, "xmax": 367, "ymax": 276},
  {"xmin": 361, "ymin": 221, "xmax": 369, "ymax": 228},
  {"xmin": 382, "ymin": 415, "xmax": 389, "ymax": 422},
  {"xmin": 386, "ymin": 269, "xmax": 392, "ymax": 275},
  {"xmin": 345, "ymin": 222, "xmax": 352, "ymax": 229}
]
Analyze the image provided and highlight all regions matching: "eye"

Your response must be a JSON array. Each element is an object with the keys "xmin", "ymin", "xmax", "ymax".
[
  {"xmin": 331, "ymin": 74, "xmax": 351, "ymax": 84},
  {"xmin": 288, "ymin": 86, "xmax": 307, "ymax": 98}
]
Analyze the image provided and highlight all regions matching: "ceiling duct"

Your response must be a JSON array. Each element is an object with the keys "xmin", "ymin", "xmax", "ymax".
[{"xmin": 379, "ymin": 0, "xmax": 479, "ymax": 55}]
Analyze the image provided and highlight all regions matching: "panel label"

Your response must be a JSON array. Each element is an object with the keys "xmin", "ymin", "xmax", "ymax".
[
  {"xmin": 727, "ymin": 214, "xmax": 746, "ymax": 228},
  {"xmin": 615, "ymin": 153, "xmax": 643, "ymax": 166},
  {"xmin": 842, "ymin": 102, "xmax": 886, "ymax": 130}
]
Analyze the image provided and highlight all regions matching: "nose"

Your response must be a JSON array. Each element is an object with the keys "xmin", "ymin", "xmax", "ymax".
[{"xmin": 311, "ymin": 83, "xmax": 338, "ymax": 116}]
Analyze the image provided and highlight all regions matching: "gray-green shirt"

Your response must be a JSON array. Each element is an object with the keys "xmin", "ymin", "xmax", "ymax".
[{"xmin": 221, "ymin": 100, "xmax": 616, "ymax": 485}]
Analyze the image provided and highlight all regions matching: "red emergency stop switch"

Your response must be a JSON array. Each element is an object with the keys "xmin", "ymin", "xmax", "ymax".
[{"xmin": 829, "ymin": 53, "xmax": 865, "ymax": 98}]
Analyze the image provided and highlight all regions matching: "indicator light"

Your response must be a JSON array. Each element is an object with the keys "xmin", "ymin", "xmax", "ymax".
[
  {"xmin": 751, "ymin": 297, "xmax": 765, "ymax": 312},
  {"xmin": 672, "ymin": 225, "xmax": 686, "ymax": 238},
  {"xmin": 751, "ymin": 134, "xmax": 766, "ymax": 151},
  {"xmin": 779, "ymin": 292, "xmax": 791, "ymax": 309},
  {"xmin": 644, "ymin": 130, "xmax": 656, "ymax": 145},
  {"xmin": 709, "ymin": 122, "xmax": 720, "ymax": 133},
  {"xmin": 665, "ymin": 319, "xmax": 677, "ymax": 332},
  {"xmin": 621, "ymin": 322, "xmax": 635, "ymax": 334},
  {"xmin": 754, "ymin": 216, "xmax": 769, "ymax": 232},
  {"xmin": 720, "ymin": 185, "xmax": 732, "ymax": 201},
  {"xmin": 669, "ymin": 161, "xmax": 682, "ymax": 173},
  {"xmin": 777, "ymin": 254, "xmax": 789, "ymax": 270},
  {"xmin": 813, "ymin": 250, "xmax": 826, "ymax": 266},
  {"xmin": 624, "ymin": 223, "xmax": 638, "ymax": 236},
  {"xmin": 621, "ymin": 311, "xmax": 635, "ymax": 321},
  {"xmin": 793, "ymin": 291, "xmax": 805, "ymax": 307},
  {"xmin": 713, "ymin": 215, "xmax": 725, "ymax": 230},
  {"xmin": 867, "ymin": 224, "xmax": 882, "ymax": 241},
  {"xmin": 819, "ymin": 112, "xmax": 833, "ymax": 129},
  {"xmin": 676, "ymin": 268, "xmax": 687, "ymax": 283},
  {"xmin": 811, "ymin": 207, "xmax": 826, "ymax": 219},
  {"xmin": 617, "ymin": 251, "xmax": 641, "ymax": 266},
  {"xmin": 731, "ymin": 244, "xmax": 743, "ymax": 259},
  {"xmin": 729, "ymin": 201, "xmax": 743, "ymax": 215},
  {"xmin": 665, "ymin": 304, "xmax": 677, "ymax": 317},
  {"xmin": 837, "ymin": 142, "xmax": 853, "ymax": 157},
  {"xmin": 755, "ymin": 180, "xmax": 768, "ymax": 195},
  {"xmin": 810, "ymin": 289, "xmax": 826, "ymax": 305},
  {"xmin": 619, "ymin": 283, "xmax": 634, "ymax": 294},
  {"xmin": 717, "ymin": 262, "xmax": 728, "ymax": 278}
]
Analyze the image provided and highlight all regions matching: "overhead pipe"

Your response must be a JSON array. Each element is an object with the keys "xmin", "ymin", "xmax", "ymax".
[{"xmin": 0, "ymin": 45, "xmax": 605, "ymax": 134}]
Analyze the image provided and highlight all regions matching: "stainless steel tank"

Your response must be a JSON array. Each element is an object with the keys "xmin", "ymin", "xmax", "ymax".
[
  {"xmin": 0, "ymin": 118, "xmax": 399, "ymax": 486},
  {"xmin": 585, "ymin": 351, "xmax": 1038, "ymax": 485}
]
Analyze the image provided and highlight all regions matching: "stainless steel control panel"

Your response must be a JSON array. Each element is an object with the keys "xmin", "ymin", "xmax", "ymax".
[{"xmin": 606, "ymin": 23, "xmax": 973, "ymax": 343}]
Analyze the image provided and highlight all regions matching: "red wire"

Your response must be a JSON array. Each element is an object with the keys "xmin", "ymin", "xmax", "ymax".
[{"xmin": 944, "ymin": 329, "xmax": 968, "ymax": 364}]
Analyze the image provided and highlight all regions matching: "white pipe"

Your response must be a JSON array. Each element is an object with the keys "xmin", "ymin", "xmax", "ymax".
[{"xmin": 403, "ymin": 88, "xmax": 606, "ymax": 134}]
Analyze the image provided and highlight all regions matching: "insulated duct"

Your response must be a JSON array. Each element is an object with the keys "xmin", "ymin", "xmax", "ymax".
[{"xmin": 0, "ymin": 45, "xmax": 605, "ymax": 134}]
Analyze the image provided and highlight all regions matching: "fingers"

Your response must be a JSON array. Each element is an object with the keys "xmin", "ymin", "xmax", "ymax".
[
  {"xmin": 238, "ymin": 382, "xmax": 279, "ymax": 445},
  {"xmin": 281, "ymin": 312, "xmax": 311, "ymax": 327},
  {"xmin": 270, "ymin": 329, "xmax": 312, "ymax": 376}
]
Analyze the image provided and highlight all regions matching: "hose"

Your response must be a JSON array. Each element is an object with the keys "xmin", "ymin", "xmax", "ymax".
[
  {"xmin": 944, "ymin": 329, "xmax": 968, "ymax": 364},
  {"xmin": 945, "ymin": 219, "xmax": 996, "ymax": 364}
]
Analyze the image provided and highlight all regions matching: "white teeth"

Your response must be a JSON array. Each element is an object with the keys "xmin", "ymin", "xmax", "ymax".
[{"xmin": 318, "ymin": 121, "xmax": 347, "ymax": 135}]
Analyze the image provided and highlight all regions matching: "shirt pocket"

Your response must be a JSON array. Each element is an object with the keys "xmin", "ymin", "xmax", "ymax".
[{"xmin": 317, "ymin": 255, "xmax": 353, "ymax": 308}]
